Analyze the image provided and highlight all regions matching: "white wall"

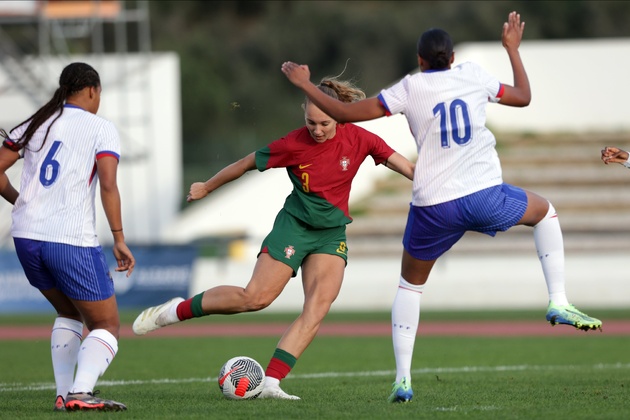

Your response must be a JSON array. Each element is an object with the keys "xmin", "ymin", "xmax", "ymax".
[
  {"xmin": 0, "ymin": 53, "xmax": 182, "ymax": 246},
  {"xmin": 93, "ymin": 53, "xmax": 183, "ymax": 244},
  {"xmin": 456, "ymin": 38, "xmax": 630, "ymax": 132}
]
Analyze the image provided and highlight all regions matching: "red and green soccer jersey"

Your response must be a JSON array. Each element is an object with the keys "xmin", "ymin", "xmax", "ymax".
[{"xmin": 255, "ymin": 123, "xmax": 395, "ymax": 229}]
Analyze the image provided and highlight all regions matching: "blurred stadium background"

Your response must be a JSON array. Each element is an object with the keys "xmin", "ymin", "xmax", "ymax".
[{"xmin": 1, "ymin": 0, "xmax": 630, "ymax": 314}]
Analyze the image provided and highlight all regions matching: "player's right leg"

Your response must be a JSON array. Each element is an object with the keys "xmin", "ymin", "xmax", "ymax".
[
  {"xmin": 262, "ymin": 253, "xmax": 346, "ymax": 400},
  {"xmin": 65, "ymin": 391, "xmax": 126, "ymax": 411},
  {"xmin": 133, "ymin": 253, "xmax": 294, "ymax": 335},
  {"xmin": 390, "ymin": 204, "xmax": 451, "ymax": 403},
  {"xmin": 388, "ymin": 377, "xmax": 414, "ymax": 403},
  {"xmin": 259, "ymin": 380, "xmax": 301, "ymax": 400},
  {"xmin": 390, "ymin": 276, "xmax": 424, "ymax": 404},
  {"xmin": 390, "ymin": 252, "xmax": 434, "ymax": 403}
]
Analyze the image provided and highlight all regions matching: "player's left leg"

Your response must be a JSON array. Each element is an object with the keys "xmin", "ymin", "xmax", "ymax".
[
  {"xmin": 260, "ymin": 253, "xmax": 345, "ymax": 400},
  {"xmin": 133, "ymin": 253, "xmax": 294, "ymax": 335},
  {"xmin": 519, "ymin": 190, "xmax": 602, "ymax": 331},
  {"xmin": 67, "ymin": 295, "xmax": 126, "ymax": 411},
  {"xmin": 518, "ymin": 190, "xmax": 570, "ymax": 305},
  {"xmin": 134, "ymin": 210, "xmax": 302, "ymax": 336}
]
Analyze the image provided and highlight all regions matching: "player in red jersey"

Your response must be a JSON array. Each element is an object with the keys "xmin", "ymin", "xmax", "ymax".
[
  {"xmin": 133, "ymin": 77, "xmax": 414, "ymax": 399},
  {"xmin": 281, "ymin": 12, "xmax": 602, "ymax": 403}
]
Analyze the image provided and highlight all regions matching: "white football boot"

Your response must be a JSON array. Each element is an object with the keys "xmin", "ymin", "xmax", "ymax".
[{"xmin": 132, "ymin": 297, "xmax": 185, "ymax": 335}]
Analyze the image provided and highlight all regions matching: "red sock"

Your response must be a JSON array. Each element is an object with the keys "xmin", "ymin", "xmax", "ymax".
[
  {"xmin": 265, "ymin": 348, "xmax": 297, "ymax": 380},
  {"xmin": 176, "ymin": 298, "xmax": 193, "ymax": 321},
  {"xmin": 265, "ymin": 358, "xmax": 292, "ymax": 380},
  {"xmin": 176, "ymin": 293, "xmax": 205, "ymax": 321}
]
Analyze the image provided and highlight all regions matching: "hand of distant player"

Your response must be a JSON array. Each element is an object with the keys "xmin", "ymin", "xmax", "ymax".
[
  {"xmin": 502, "ymin": 11, "xmax": 524, "ymax": 51},
  {"xmin": 187, "ymin": 182, "xmax": 209, "ymax": 202},
  {"xmin": 281, "ymin": 61, "xmax": 311, "ymax": 88},
  {"xmin": 601, "ymin": 146, "xmax": 629, "ymax": 165}
]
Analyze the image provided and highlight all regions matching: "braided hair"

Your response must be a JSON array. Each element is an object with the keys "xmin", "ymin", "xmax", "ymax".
[{"xmin": 2, "ymin": 62, "xmax": 100, "ymax": 152}]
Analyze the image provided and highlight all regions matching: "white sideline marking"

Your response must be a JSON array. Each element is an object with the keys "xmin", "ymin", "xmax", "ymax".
[{"xmin": 1, "ymin": 362, "xmax": 629, "ymax": 392}]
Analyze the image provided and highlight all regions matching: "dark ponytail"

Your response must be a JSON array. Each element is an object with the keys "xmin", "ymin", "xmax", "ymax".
[
  {"xmin": 417, "ymin": 28, "xmax": 453, "ymax": 70},
  {"xmin": 7, "ymin": 62, "xmax": 100, "ymax": 151}
]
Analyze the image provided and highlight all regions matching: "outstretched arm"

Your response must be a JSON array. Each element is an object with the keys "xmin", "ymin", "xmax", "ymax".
[
  {"xmin": 281, "ymin": 62, "xmax": 387, "ymax": 123},
  {"xmin": 187, "ymin": 152, "xmax": 257, "ymax": 202},
  {"xmin": 383, "ymin": 152, "xmax": 415, "ymax": 181},
  {"xmin": 601, "ymin": 146, "xmax": 630, "ymax": 166},
  {"xmin": 497, "ymin": 11, "xmax": 531, "ymax": 107}
]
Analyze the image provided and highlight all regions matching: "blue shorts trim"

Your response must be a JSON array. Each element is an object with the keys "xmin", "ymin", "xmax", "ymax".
[
  {"xmin": 13, "ymin": 238, "xmax": 114, "ymax": 301},
  {"xmin": 403, "ymin": 184, "xmax": 528, "ymax": 260}
]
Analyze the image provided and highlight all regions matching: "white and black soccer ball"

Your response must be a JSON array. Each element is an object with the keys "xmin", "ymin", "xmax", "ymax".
[{"xmin": 218, "ymin": 356, "xmax": 265, "ymax": 400}]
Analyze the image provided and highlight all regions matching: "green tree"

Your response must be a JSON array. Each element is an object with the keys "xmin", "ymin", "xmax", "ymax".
[{"xmin": 147, "ymin": 1, "xmax": 630, "ymax": 191}]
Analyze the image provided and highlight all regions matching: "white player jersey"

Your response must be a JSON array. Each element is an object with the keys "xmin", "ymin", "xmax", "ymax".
[
  {"xmin": 379, "ymin": 61, "xmax": 504, "ymax": 206},
  {"xmin": 10, "ymin": 105, "xmax": 121, "ymax": 247}
]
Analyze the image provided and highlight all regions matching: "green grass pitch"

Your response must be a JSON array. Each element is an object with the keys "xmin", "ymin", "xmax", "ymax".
[{"xmin": 1, "ymin": 310, "xmax": 629, "ymax": 419}]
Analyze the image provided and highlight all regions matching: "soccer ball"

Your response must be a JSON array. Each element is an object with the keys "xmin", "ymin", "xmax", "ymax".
[{"xmin": 218, "ymin": 356, "xmax": 265, "ymax": 400}]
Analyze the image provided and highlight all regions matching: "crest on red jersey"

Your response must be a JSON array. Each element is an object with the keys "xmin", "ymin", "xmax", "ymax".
[{"xmin": 339, "ymin": 156, "xmax": 350, "ymax": 171}]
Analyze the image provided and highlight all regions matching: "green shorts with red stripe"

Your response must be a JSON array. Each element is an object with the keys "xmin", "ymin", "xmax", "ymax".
[{"xmin": 259, "ymin": 209, "xmax": 348, "ymax": 277}]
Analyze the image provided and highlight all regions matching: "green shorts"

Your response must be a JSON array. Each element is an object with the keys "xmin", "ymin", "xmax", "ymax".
[{"xmin": 259, "ymin": 209, "xmax": 348, "ymax": 277}]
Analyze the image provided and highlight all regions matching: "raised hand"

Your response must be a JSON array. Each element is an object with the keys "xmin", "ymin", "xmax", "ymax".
[
  {"xmin": 281, "ymin": 61, "xmax": 311, "ymax": 88},
  {"xmin": 502, "ymin": 11, "xmax": 525, "ymax": 51}
]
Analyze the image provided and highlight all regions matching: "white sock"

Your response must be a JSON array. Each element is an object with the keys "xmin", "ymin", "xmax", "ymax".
[
  {"xmin": 264, "ymin": 376, "xmax": 280, "ymax": 388},
  {"xmin": 167, "ymin": 300, "xmax": 181, "ymax": 324},
  {"xmin": 533, "ymin": 202, "xmax": 569, "ymax": 306},
  {"xmin": 51, "ymin": 317, "xmax": 83, "ymax": 398},
  {"xmin": 70, "ymin": 329, "xmax": 118, "ymax": 394},
  {"xmin": 392, "ymin": 276, "xmax": 424, "ymax": 383}
]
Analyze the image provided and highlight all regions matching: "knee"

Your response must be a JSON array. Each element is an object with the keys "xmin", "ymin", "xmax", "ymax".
[
  {"xmin": 246, "ymin": 301, "xmax": 269, "ymax": 312},
  {"xmin": 84, "ymin": 319, "xmax": 120, "ymax": 338},
  {"xmin": 57, "ymin": 312, "xmax": 82, "ymax": 323},
  {"xmin": 304, "ymin": 297, "xmax": 335, "ymax": 321},
  {"xmin": 543, "ymin": 201, "xmax": 556, "ymax": 219},
  {"xmin": 242, "ymin": 293, "xmax": 274, "ymax": 312},
  {"xmin": 533, "ymin": 201, "xmax": 556, "ymax": 226},
  {"xmin": 106, "ymin": 325, "xmax": 121, "ymax": 340}
]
